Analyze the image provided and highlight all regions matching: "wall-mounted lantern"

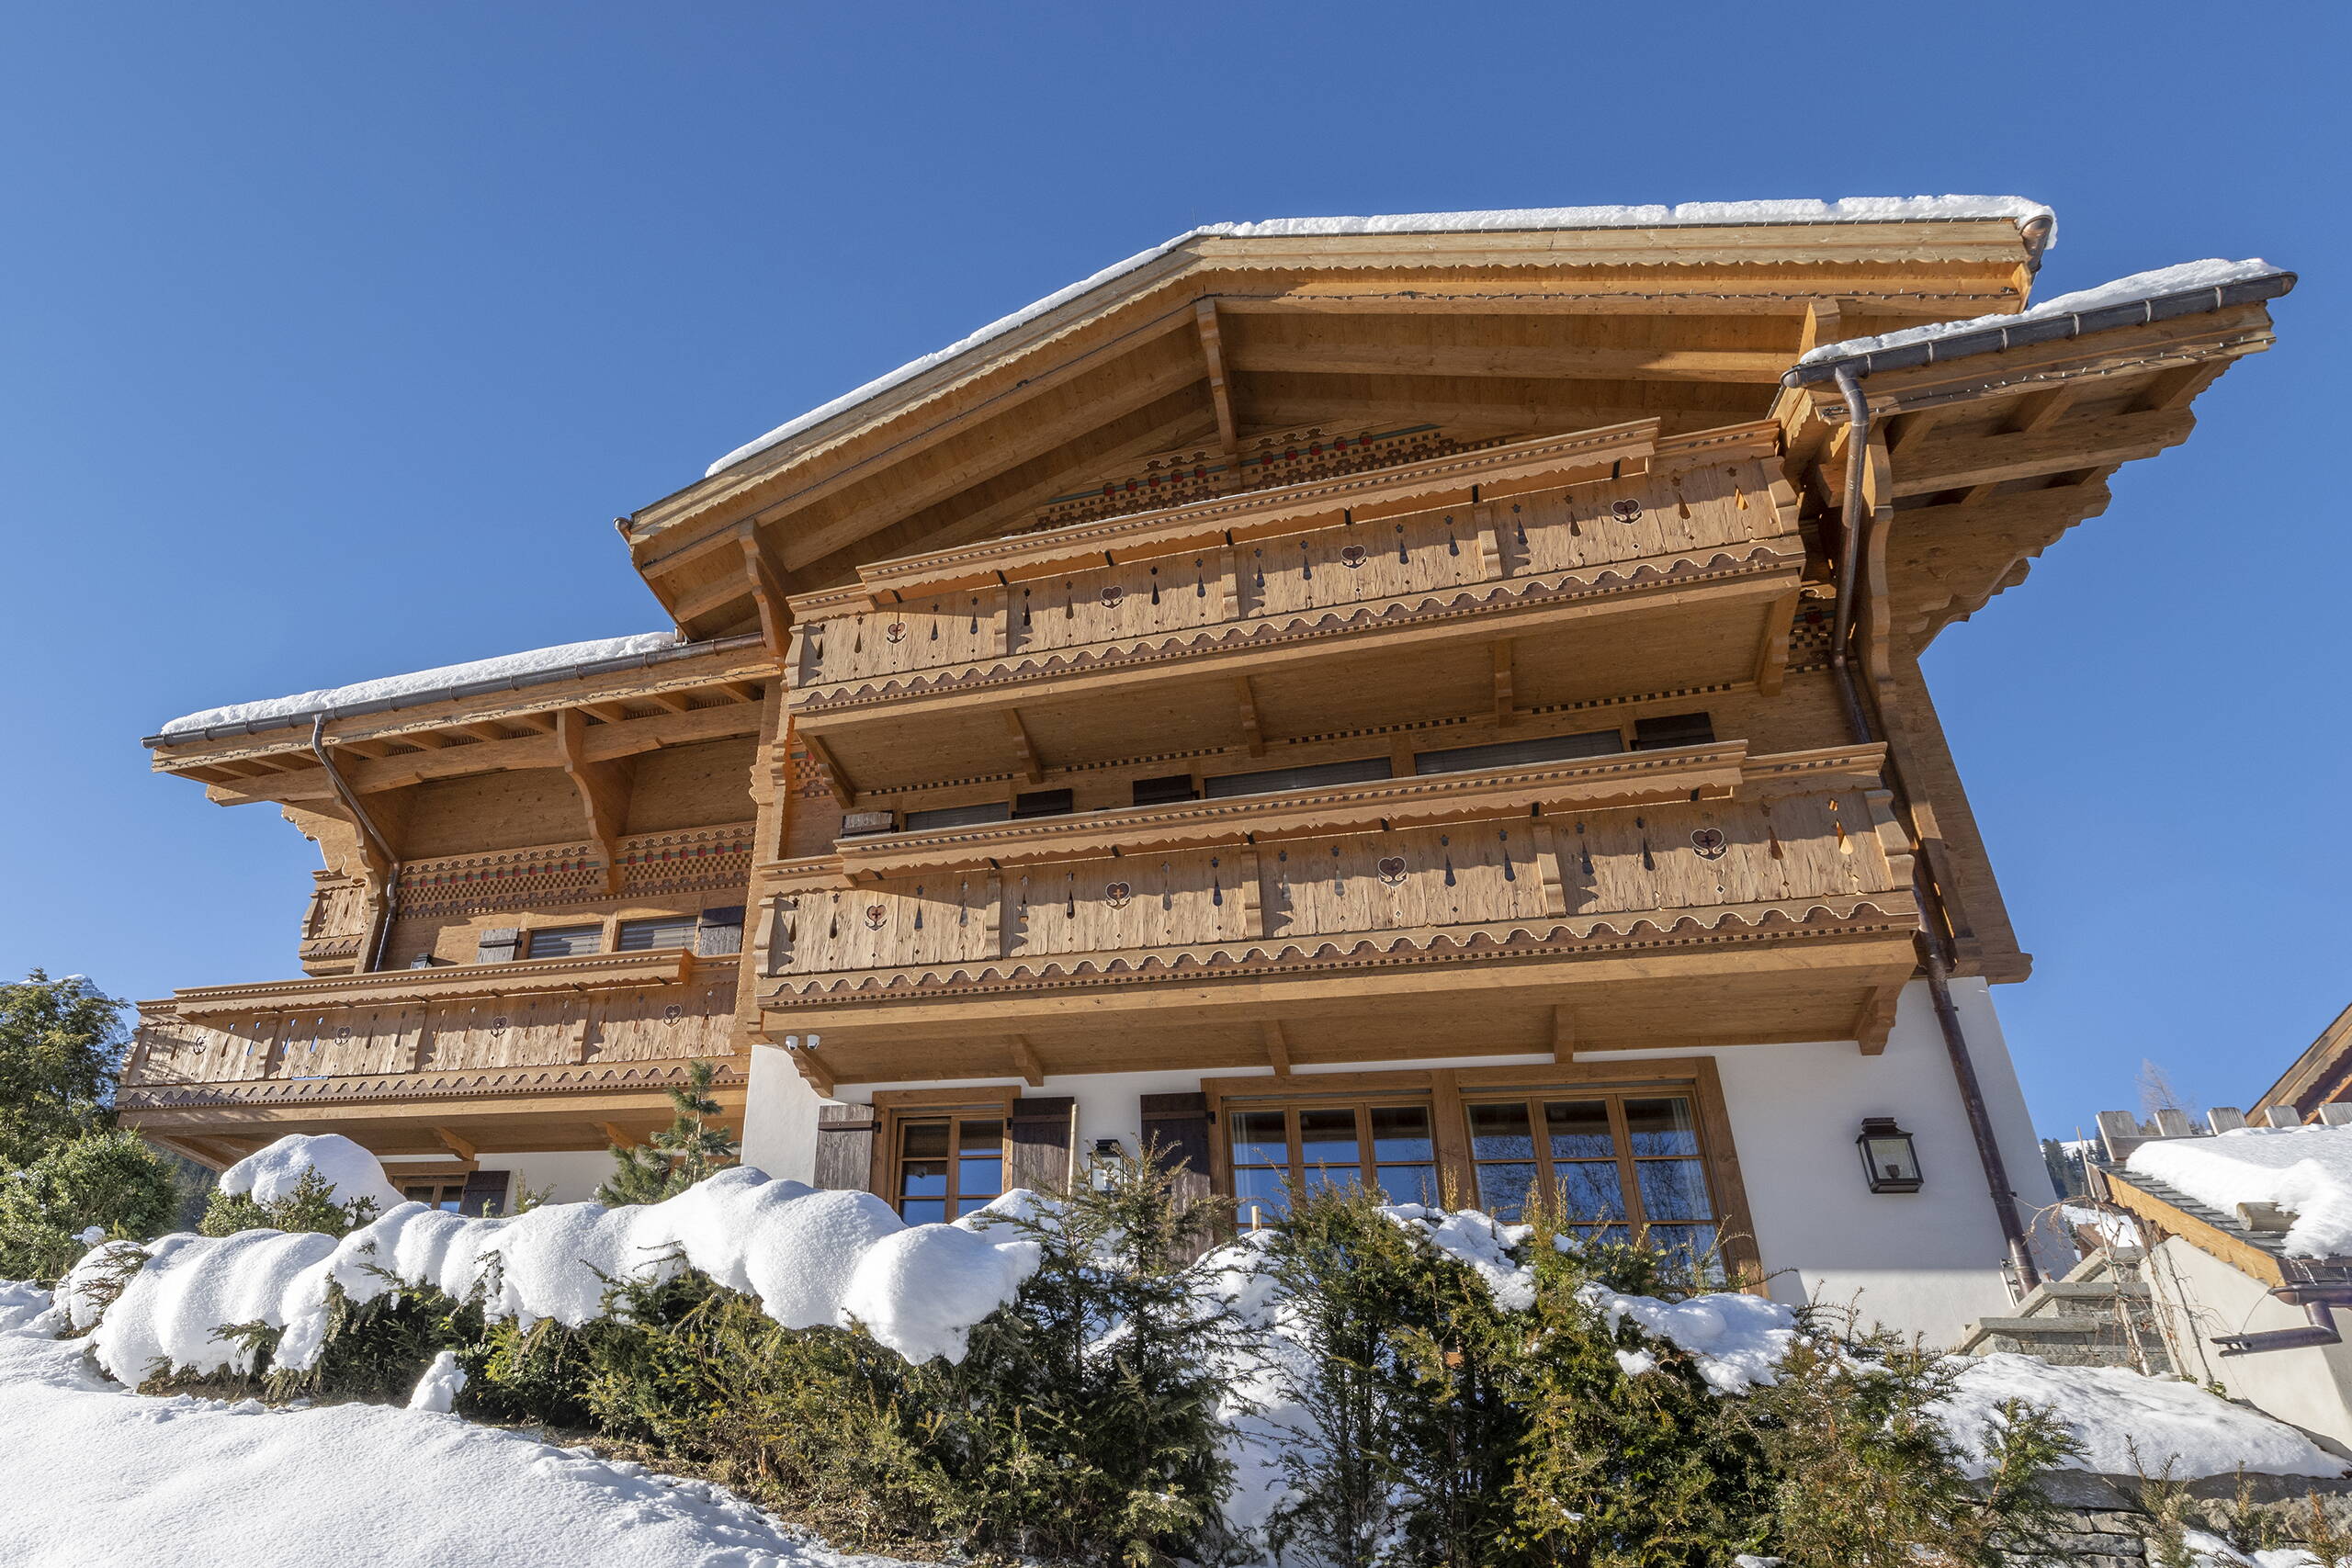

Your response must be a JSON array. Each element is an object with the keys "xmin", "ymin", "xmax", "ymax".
[{"xmin": 1857, "ymin": 1117, "xmax": 1923, "ymax": 1193}]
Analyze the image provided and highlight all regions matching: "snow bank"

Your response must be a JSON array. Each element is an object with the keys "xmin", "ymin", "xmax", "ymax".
[
  {"xmin": 1938, "ymin": 1353, "xmax": 2344, "ymax": 1481},
  {"xmin": 2131, "ymin": 1125, "xmax": 2352, "ymax": 1258},
  {"xmin": 0, "ymin": 1324, "xmax": 927, "ymax": 1568},
  {"xmin": 79, "ymin": 1168, "xmax": 1042, "ymax": 1382},
  {"xmin": 1798, "ymin": 257, "xmax": 2279, "ymax": 365},
  {"xmin": 219, "ymin": 1134, "xmax": 406, "ymax": 1213},
  {"xmin": 156, "ymin": 630, "xmax": 679, "ymax": 739},
  {"xmin": 1577, "ymin": 1282, "xmax": 1802, "ymax": 1394},
  {"xmin": 0, "ymin": 1281, "xmax": 54, "ymax": 1335},
  {"xmin": 706, "ymin": 197, "xmax": 2052, "ymax": 476}
]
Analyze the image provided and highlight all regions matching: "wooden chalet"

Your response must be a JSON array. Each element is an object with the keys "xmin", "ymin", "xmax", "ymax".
[{"xmin": 121, "ymin": 201, "xmax": 2291, "ymax": 1335}]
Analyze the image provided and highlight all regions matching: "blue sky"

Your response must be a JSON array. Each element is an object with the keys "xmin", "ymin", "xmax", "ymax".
[{"xmin": 4, "ymin": 2, "xmax": 2342, "ymax": 1138}]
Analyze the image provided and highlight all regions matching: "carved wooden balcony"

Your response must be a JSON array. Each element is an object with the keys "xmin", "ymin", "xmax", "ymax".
[
  {"xmin": 118, "ymin": 950, "xmax": 745, "ymax": 1159},
  {"xmin": 754, "ymin": 744, "xmax": 1926, "ymax": 1086},
  {"xmin": 781, "ymin": 420, "xmax": 1805, "ymax": 793}
]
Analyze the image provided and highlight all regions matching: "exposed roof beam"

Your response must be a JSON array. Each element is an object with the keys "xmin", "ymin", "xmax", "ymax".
[
  {"xmin": 1193, "ymin": 300, "xmax": 1240, "ymax": 463},
  {"xmin": 1225, "ymin": 340, "xmax": 1792, "ymax": 384}
]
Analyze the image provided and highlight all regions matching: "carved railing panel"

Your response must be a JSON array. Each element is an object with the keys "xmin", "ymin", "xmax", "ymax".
[
  {"xmin": 763, "ymin": 778, "xmax": 1906, "ymax": 984},
  {"xmin": 392, "ymin": 823, "xmax": 755, "ymax": 923},
  {"xmin": 786, "ymin": 428, "xmax": 1796, "ymax": 707},
  {"xmin": 126, "ymin": 964, "xmax": 740, "ymax": 1090},
  {"xmin": 297, "ymin": 871, "xmax": 372, "ymax": 974}
]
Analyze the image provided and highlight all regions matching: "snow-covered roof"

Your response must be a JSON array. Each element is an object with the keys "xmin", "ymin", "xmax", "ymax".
[
  {"xmin": 2128, "ymin": 1125, "xmax": 2352, "ymax": 1258},
  {"xmin": 704, "ymin": 196, "xmax": 2057, "ymax": 479},
  {"xmin": 151, "ymin": 630, "xmax": 752, "ymax": 745},
  {"xmin": 1792, "ymin": 257, "xmax": 2289, "ymax": 372}
]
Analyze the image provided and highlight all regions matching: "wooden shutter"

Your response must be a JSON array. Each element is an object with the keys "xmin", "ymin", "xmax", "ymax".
[
  {"xmin": 1139, "ymin": 1092, "xmax": 1214, "ymax": 1208},
  {"xmin": 813, "ymin": 1103, "xmax": 878, "ymax": 1193},
  {"xmin": 474, "ymin": 927, "xmax": 522, "ymax": 964},
  {"xmin": 1005, "ymin": 1096, "xmax": 1076, "ymax": 1193},
  {"xmin": 458, "ymin": 1168, "xmax": 513, "ymax": 1217},
  {"xmin": 695, "ymin": 906, "xmax": 746, "ymax": 956}
]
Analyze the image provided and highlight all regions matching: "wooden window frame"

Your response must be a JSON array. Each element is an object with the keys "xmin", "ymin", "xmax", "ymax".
[
  {"xmin": 523, "ymin": 921, "xmax": 605, "ymax": 960},
  {"xmin": 869, "ymin": 1086, "xmax": 1018, "ymax": 1217},
  {"xmin": 1222, "ymin": 1095, "xmax": 1444, "ymax": 1223},
  {"xmin": 1202, "ymin": 1058, "xmax": 1759, "ymax": 1283}
]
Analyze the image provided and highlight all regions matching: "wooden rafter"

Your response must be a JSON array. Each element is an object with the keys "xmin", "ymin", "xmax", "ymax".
[
  {"xmin": 1193, "ymin": 299, "xmax": 1240, "ymax": 463},
  {"xmin": 1852, "ymin": 984, "xmax": 1905, "ymax": 1055},
  {"xmin": 433, "ymin": 1126, "xmax": 478, "ymax": 1162},
  {"xmin": 1261, "ymin": 1020, "xmax": 1292, "ymax": 1076},
  {"xmin": 1490, "ymin": 640, "xmax": 1517, "ymax": 727},
  {"xmin": 1551, "ymin": 1007, "xmax": 1577, "ymax": 1066},
  {"xmin": 1003, "ymin": 708, "xmax": 1044, "ymax": 784},
  {"xmin": 1009, "ymin": 1034, "xmax": 1046, "ymax": 1089},
  {"xmin": 1233, "ymin": 676, "xmax": 1265, "ymax": 756}
]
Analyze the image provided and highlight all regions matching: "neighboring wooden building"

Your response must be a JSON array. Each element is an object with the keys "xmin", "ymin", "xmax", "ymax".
[{"xmin": 120, "ymin": 202, "xmax": 2292, "ymax": 1337}]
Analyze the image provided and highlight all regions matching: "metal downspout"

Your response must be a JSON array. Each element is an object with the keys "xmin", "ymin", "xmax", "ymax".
[
  {"xmin": 311, "ymin": 716, "xmax": 401, "ymax": 974},
  {"xmin": 1826, "ymin": 367, "xmax": 2042, "ymax": 1292}
]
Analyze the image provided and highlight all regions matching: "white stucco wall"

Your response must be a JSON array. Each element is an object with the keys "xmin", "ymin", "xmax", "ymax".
[
  {"xmin": 735, "ymin": 979, "xmax": 2052, "ymax": 1346},
  {"xmin": 472, "ymin": 1150, "xmax": 618, "ymax": 1206},
  {"xmin": 2142, "ymin": 1235, "xmax": 2352, "ymax": 1456}
]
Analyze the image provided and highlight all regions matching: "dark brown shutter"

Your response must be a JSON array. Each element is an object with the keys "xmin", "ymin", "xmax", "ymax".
[
  {"xmin": 695, "ymin": 906, "xmax": 745, "ymax": 956},
  {"xmin": 474, "ymin": 927, "xmax": 522, "ymax": 964},
  {"xmin": 458, "ymin": 1168, "xmax": 513, "ymax": 1217},
  {"xmin": 1139, "ymin": 1092, "xmax": 1214, "ymax": 1208},
  {"xmin": 813, "ymin": 1103, "xmax": 878, "ymax": 1194},
  {"xmin": 1005, "ymin": 1096, "xmax": 1076, "ymax": 1193}
]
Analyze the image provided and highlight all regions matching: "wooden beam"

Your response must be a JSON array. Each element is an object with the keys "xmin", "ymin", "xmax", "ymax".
[
  {"xmin": 433, "ymin": 1126, "xmax": 477, "ymax": 1162},
  {"xmin": 1852, "ymin": 984, "xmax": 1905, "ymax": 1055},
  {"xmin": 579, "ymin": 702, "xmax": 631, "ymax": 723},
  {"xmin": 645, "ymin": 691, "xmax": 694, "ymax": 715},
  {"xmin": 1262, "ymin": 1020, "xmax": 1293, "ymax": 1076},
  {"xmin": 741, "ymin": 530, "xmax": 793, "ymax": 658},
  {"xmin": 401, "ymin": 728, "xmax": 453, "ymax": 750},
  {"xmin": 1874, "ymin": 409, "xmax": 2196, "ymax": 500},
  {"xmin": 1009, "ymin": 1034, "xmax": 1046, "ymax": 1089},
  {"xmin": 1996, "ymin": 386, "xmax": 2078, "ymax": 436},
  {"xmin": 1234, "ymin": 676, "xmax": 1265, "ymax": 756},
  {"xmin": 1551, "ymin": 1007, "xmax": 1576, "ymax": 1066},
  {"xmin": 506, "ymin": 711, "xmax": 559, "ymax": 734},
  {"xmin": 1753, "ymin": 589, "xmax": 1801, "ymax": 697},
  {"xmin": 454, "ymin": 721, "xmax": 512, "ymax": 743},
  {"xmin": 1226, "ymin": 340, "xmax": 1792, "ymax": 384},
  {"xmin": 715, "ymin": 681, "xmax": 763, "ymax": 704},
  {"xmin": 783, "ymin": 1035, "xmax": 836, "ymax": 1098},
  {"xmin": 557, "ymin": 708, "xmax": 635, "ymax": 894},
  {"xmin": 334, "ymin": 739, "xmax": 401, "ymax": 761},
  {"xmin": 1887, "ymin": 408, "xmax": 1945, "ymax": 456},
  {"xmin": 798, "ymin": 731, "xmax": 856, "ymax": 807},
  {"xmin": 1797, "ymin": 299, "xmax": 1844, "ymax": 358},
  {"xmin": 599, "ymin": 1121, "xmax": 638, "ymax": 1150},
  {"xmin": 1491, "ymin": 640, "xmax": 1517, "ymax": 727},
  {"xmin": 1003, "ymin": 708, "xmax": 1045, "ymax": 784},
  {"xmin": 1194, "ymin": 299, "xmax": 1240, "ymax": 463}
]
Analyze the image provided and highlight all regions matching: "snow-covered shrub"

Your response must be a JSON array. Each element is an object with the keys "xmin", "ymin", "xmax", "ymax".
[{"xmin": 1245, "ymin": 1183, "xmax": 2082, "ymax": 1568}]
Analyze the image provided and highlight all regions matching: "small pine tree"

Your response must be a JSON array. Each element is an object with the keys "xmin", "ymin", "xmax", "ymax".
[
  {"xmin": 199, "ymin": 1168, "xmax": 379, "ymax": 1237},
  {"xmin": 0, "ymin": 1129, "xmax": 178, "ymax": 1280},
  {"xmin": 596, "ymin": 1060, "xmax": 736, "ymax": 1206},
  {"xmin": 0, "ymin": 971, "xmax": 130, "ymax": 1171}
]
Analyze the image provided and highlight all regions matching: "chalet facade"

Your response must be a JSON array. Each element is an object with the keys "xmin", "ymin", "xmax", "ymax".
[{"xmin": 120, "ymin": 201, "xmax": 2292, "ymax": 1343}]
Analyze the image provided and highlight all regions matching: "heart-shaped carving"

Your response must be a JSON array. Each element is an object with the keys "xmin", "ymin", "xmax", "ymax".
[
  {"xmin": 884, "ymin": 621, "xmax": 907, "ymax": 642},
  {"xmin": 1101, "ymin": 585, "xmax": 1125, "ymax": 608},
  {"xmin": 1340, "ymin": 544, "xmax": 1367, "ymax": 569},
  {"xmin": 1376, "ymin": 855, "xmax": 1408, "ymax": 886},
  {"xmin": 1611, "ymin": 499, "xmax": 1644, "ymax": 524},
  {"xmin": 1690, "ymin": 828, "xmax": 1727, "ymax": 861},
  {"xmin": 863, "ymin": 905, "xmax": 888, "ymax": 930},
  {"xmin": 1104, "ymin": 881, "xmax": 1132, "ymax": 908}
]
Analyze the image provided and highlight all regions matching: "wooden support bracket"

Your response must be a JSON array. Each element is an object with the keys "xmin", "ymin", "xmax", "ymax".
[
  {"xmin": 1551, "ymin": 1006, "xmax": 1576, "ymax": 1065},
  {"xmin": 1194, "ymin": 299, "xmax": 1240, "ymax": 466},
  {"xmin": 1852, "ymin": 984, "xmax": 1905, "ymax": 1056},
  {"xmin": 600, "ymin": 1121, "xmax": 638, "ymax": 1150},
  {"xmin": 740, "ymin": 529, "xmax": 793, "ymax": 660},
  {"xmin": 433, "ymin": 1126, "xmax": 478, "ymax": 1162},
  {"xmin": 1003, "ymin": 708, "xmax": 1045, "ymax": 784},
  {"xmin": 1009, "ymin": 1034, "xmax": 1046, "ymax": 1089},
  {"xmin": 557, "ymin": 708, "xmax": 636, "ymax": 895},
  {"xmin": 782, "ymin": 1033, "xmax": 837, "ymax": 1098},
  {"xmin": 1262, "ymin": 1020, "xmax": 1293, "ymax": 1076},
  {"xmin": 1753, "ymin": 588, "xmax": 1801, "ymax": 697},
  {"xmin": 1234, "ymin": 676, "xmax": 1265, "ymax": 756},
  {"xmin": 798, "ymin": 732, "xmax": 856, "ymax": 807},
  {"xmin": 1491, "ymin": 641, "xmax": 1517, "ymax": 728}
]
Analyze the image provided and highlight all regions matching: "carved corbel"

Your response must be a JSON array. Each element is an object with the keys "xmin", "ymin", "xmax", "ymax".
[{"xmin": 557, "ymin": 708, "xmax": 636, "ymax": 895}]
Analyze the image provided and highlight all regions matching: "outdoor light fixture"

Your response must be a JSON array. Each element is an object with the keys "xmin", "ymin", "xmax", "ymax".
[{"xmin": 1856, "ymin": 1117, "xmax": 1923, "ymax": 1193}]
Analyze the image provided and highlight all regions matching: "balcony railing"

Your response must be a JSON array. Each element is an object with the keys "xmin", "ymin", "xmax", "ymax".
[
  {"xmin": 756, "ymin": 744, "xmax": 1914, "ymax": 1006},
  {"xmin": 784, "ymin": 420, "xmax": 1797, "ymax": 713},
  {"xmin": 121, "ymin": 950, "xmax": 741, "ymax": 1103}
]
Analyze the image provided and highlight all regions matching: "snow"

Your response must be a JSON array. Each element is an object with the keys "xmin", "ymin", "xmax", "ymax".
[
  {"xmin": 1797, "ymin": 257, "xmax": 2280, "ymax": 365},
  {"xmin": 705, "ymin": 197, "xmax": 2053, "ymax": 477},
  {"xmin": 2061, "ymin": 1202, "xmax": 2144, "ymax": 1248},
  {"xmin": 0, "ymin": 1281, "xmax": 55, "ymax": 1334},
  {"xmin": 156, "ymin": 630, "xmax": 680, "ymax": 739},
  {"xmin": 1938, "ymin": 1353, "xmax": 2344, "ymax": 1481},
  {"xmin": 2131, "ymin": 1125, "xmax": 2352, "ymax": 1258},
  {"xmin": 77, "ymin": 1167, "xmax": 1043, "ymax": 1382},
  {"xmin": 1577, "ymin": 1282, "xmax": 1803, "ymax": 1394},
  {"xmin": 405, "ymin": 1349, "xmax": 466, "ymax": 1413},
  {"xmin": 219, "ymin": 1133, "xmax": 407, "ymax": 1213},
  {"xmin": 0, "ymin": 1323, "xmax": 930, "ymax": 1568}
]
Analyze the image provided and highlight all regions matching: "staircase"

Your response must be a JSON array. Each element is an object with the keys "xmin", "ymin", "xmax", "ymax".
[{"xmin": 1958, "ymin": 1249, "xmax": 2171, "ymax": 1372}]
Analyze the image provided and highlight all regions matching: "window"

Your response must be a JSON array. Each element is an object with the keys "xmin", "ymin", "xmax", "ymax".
[
  {"xmin": 1226, "ymin": 1099, "xmax": 1440, "ymax": 1226},
  {"xmin": 1414, "ymin": 728, "xmax": 1623, "ymax": 775},
  {"xmin": 904, "ymin": 800, "xmax": 1011, "ymax": 831},
  {"xmin": 398, "ymin": 1171, "xmax": 510, "ymax": 1216},
  {"xmin": 526, "ymin": 924, "xmax": 603, "ymax": 959},
  {"xmin": 893, "ymin": 1113, "xmax": 1005, "ymax": 1222},
  {"xmin": 1012, "ymin": 788, "xmax": 1074, "ymax": 819},
  {"xmin": 1631, "ymin": 712, "xmax": 1714, "ymax": 750},
  {"xmin": 616, "ymin": 914, "xmax": 698, "ymax": 952},
  {"xmin": 1132, "ymin": 773, "xmax": 1196, "ymax": 807},
  {"xmin": 1202, "ymin": 756, "xmax": 1391, "ymax": 799},
  {"xmin": 1465, "ymin": 1091, "xmax": 1716, "ymax": 1264}
]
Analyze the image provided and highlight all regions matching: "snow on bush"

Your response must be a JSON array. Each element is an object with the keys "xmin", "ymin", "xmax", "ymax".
[
  {"xmin": 74, "ymin": 1168, "xmax": 1042, "ymax": 1382},
  {"xmin": 218, "ymin": 1134, "xmax": 406, "ymax": 1213},
  {"xmin": 406, "ymin": 1349, "xmax": 466, "ymax": 1413},
  {"xmin": 2131, "ymin": 1126, "xmax": 2352, "ymax": 1258},
  {"xmin": 1797, "ymin": 257, "xmax": 2280, "ymax": 365},
  {"xmin": 1937, "ymin": 1353, "xmax": 2341, "ymax": 1481},
  {"xmin": 0, "ymin": 1323, "xmax": 925, "ymax": 1567}
]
